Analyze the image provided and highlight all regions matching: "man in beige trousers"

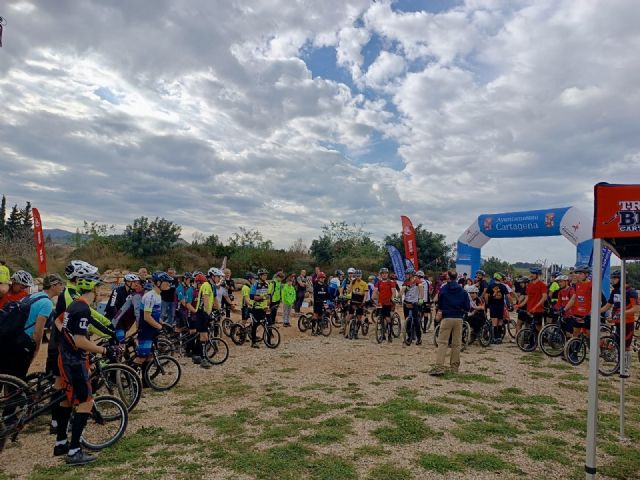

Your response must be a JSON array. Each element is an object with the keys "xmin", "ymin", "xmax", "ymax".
[{"xmin": 430, "ymin": 271, "xmax": 470, "ymax": 376}]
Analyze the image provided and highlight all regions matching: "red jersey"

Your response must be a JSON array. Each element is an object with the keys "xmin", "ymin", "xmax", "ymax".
[
  {"xmin": 0, "ymin": 290, "xmax": 28, "ymax": 310},
  {"xmin": 526, "ymin": 280, "xmax": 547, "ymax": 313},
  {"xmin": 556, "ymin": 287, "xmax": 575, "ymax": 313},
  {"xmin": 573, "ymin": 281, "xmax": 592, "ymax": 317},
  {"xmin": 376, "ymin": 280, "xmax": 396, "ymax": 306}
]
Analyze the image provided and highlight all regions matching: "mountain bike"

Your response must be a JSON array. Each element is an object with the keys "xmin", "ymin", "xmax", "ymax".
[
  {"xmin": 403, "ymin": 303, "xmax": 421, "ymax": 346},
  {"xmin": 564, "ymin": 316, "xmax": 618, "ymax": 375},
  {"xmin": 230, "ymin": 313, "xmax": 281, "ymax": 348},
  {"xmin": 515, "ymin": 310, "xmax": 538, "ymax": 352},
  {"xmin": 478, "ymin": 317, "xmax": 506, "ymax": 347},
  {"xmin": 421, "ymin": 301, "xmax": 433, "ymax": 333},
  {"xmin": 121, "ymin": 336, "xmax": 182, "ymax": 391},
  {"xmin": 0, "ymin": 374, "xmax": 128, "ymax": 452},
  {"xmin": 538, "ymin": 314, "xmax": 572, "ymax": 357},
  {"xmin": 158, "ymin": 323, "xmax": 230, "ymax": 365}
]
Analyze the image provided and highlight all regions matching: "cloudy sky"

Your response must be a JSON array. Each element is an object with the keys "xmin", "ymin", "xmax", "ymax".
[{"xmin": 1, "ymin": 0, "xmax": 639, "ymax": 266}]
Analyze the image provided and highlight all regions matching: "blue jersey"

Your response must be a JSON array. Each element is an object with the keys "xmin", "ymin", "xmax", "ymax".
[
  {"xmin": 176, "ymin": 284, "xmax": 194, "ymax": 305},
  {"xmin": 140, "ymin": 290, "xmax": 162, "ymax": 333},
  {"xmin": 24, "ymin": 293, "xmax": 53, "ymax": 337}
]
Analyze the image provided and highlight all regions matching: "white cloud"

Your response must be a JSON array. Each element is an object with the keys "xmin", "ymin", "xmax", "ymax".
[{"xmin": 364, "ymin": 51, "xmax": 406, "ymax": 88}]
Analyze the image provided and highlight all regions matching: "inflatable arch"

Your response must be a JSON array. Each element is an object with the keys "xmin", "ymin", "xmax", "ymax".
[{"xmin": 455, "ymin": 207, "xmax": 594, "ymax": 276}]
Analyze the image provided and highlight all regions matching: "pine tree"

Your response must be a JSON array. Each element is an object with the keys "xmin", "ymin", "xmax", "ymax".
[
  {"xmin": 6, "ymin": 204, "xmax": 20, "ymax": 238},
  {"xmin": 0, "ymin": 195, "xmax": 6, "ymax": 235},
  {"xmin": 22, "ymin": 201, "xmax": 33, "ymax": 229}
]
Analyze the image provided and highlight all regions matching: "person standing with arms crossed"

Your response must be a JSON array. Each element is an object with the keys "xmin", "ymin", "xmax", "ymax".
[{"xmin": 430, "ymin": 271, "xmax": 470, "ymax": 376}]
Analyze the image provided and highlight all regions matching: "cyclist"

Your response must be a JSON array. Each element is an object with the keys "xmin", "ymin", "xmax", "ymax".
[
  {"xmin": 311, "ymin": 272, "xmax": 329, "ymax": 335},
  {"xmin": 601, "ymin": 270, "xmax": 639, "ymax": 377},
  {"xmin": 373, "ymin": 267, "xmax": 397, "ymax": 343},
  {"xmin": 0, "ymin": 270, "xmax": 33, "ymax": 310},
  {"xmin": 192, "ymin": 268, "xmax": 221, "ymax": 368},
  {"xmin": 339, "ymin": 268, "xmax": 356, "ymax": 334},
  {"xmin": 109, "ymin": 273, "xmax": 142, "ymax": 342},
  {"xmin": 282, "ymin": 273, "xmax": 296, "ymax": 327},
  {"xmin": 0, "ymin": 273, "xmax": 64, "ymax": 379},
  {"xmin": 105, "ymin": 273, "xmax": 137, "ymax": 321},
  {"xmin": 133, "ymin": 272, "xmax": 172, "ymax": 370},
  {"xmin": 250, "ymin": 269, "xmax": 271, "ymax": 348},
  {"xmin": 564, "ymin": 265, "xmax": 592, "ymax": 335},
  {"xmin": 474, "ymin": 270, "xmax": 489, "ymax": 298},
  {"xmin": 268, "ymin": 271, "xmax": 284, "ymax": 325},
  {"xmin": 0, "ymin": 258, "xmax": 10, "ymax": 297},
  {"xmin": 484, "ymin": 272, "xmax": 510, "ymax": 344},
  {"xmin": 346, "ymin": 270, "xmax": 368, "ymax": 339},
  {"xmin": 554, "ymin": 274, "xmax": 574, "ymax": 335},
  {"xmin": 221, "ymin": 268, "xmax": 236, "ymax": 320},
  {"xmin": 514, "ymin": 267, "xmax": 547, "ymax": 333},
  {"xmin": 55, "ymin": 271, "xmax": 120, "ymax": 465},
  {"xmin": 402, "ymin": 267, "xmax": 424, "ymax": 345},
  {"xmin": 466, "ymin": 285, "xmax": 486, "ymax": 338},
  {"xmin": 175, "ymin": 272, "xmax": 194, "ymax": 335},
  {"xmin": 241, "ymin": 272, "xmax": 255, "ymax": 323},
  {"xmin": 185, "ymin": 273, "xmax": 208, "ymax": 359},
  {"xmin": 327, "ymin": 271, "xmax": 342, "ymax": 301}
]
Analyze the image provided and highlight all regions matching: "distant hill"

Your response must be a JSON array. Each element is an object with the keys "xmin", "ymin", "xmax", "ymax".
[{"xmin": 44, "ymin": 228, "xmax": 77, "ymax": 244}]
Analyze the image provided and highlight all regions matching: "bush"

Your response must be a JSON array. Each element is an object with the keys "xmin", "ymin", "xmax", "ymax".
[{"xmin": 121, "ymin": 217, "xmax": 181, "ymax": 257}]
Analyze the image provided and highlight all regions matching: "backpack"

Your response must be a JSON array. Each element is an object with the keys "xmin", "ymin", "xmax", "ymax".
[{"xmin": 0, "ymin": 293, "xmax": 46, "ymax": 342}]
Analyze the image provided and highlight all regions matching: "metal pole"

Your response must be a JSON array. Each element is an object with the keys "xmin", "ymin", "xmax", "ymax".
[
  {"xmin": 619, "ymin": 260, "xmax": 627, "ymax": 441},
  {"xmin": 585, "ymin": 239, "xmax": 602, "ymax": 480}
]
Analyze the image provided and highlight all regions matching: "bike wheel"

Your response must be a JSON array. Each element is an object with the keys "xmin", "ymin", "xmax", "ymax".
[
  {"xmin": 0, "ymin": 374, "xmax": 30, "ymax": 452},
  {"xmin": 96, "ymin": 364, "xmax": 142, "ymax": 412},
  {"xmin": 222, "ymin": 318, "xmax": 233, "ymax": 338},
  {"xmin": 156, "ymin": 337, "xmax": 175, "ymax": 356},
  {"xmin": 516, "ymin": 328, "xmax": 537, "ymax": 352},
  {"xmin": 207, "ymin": 337, "xmax": 230, "ymax": 365},
  {"xmin": 255, "ymin": 324, "xmax": 265, "ymax": 342},
  {"xmin": 349, "ymin": 317, "xmax": 358, "ymax": 340},
  {"xmin": 264, "ymin": 327, "xmax": 281, "ymax": 349},
  {"xmin": 461, "ymin": 321, "xmax": 471, "ymax": 352},
  {"xmin": 422, "ymin": 312, "xmax": 432, "ymax": 333},
  {"xmin": 230, "ymin": 324, "xmax": 247, "ymax": 346},
  {"xmin": 564, "ymin": 337, "xmax": 587, "ymax": 366},
  {"xmin": 320, "ymin": 317, "xmax": 332, "ymax": 337},
  {"xmin": 391, "ymin": 313, "xmax": 401, "ymax": 338},
  {"xmin": 298, "ymin": 314, "xmax": 310, "ymax": 332},
  {"xmin": 539, "ymin": 325, "xmax": 566, "ymax": 358},
  {"xmin": 144, "ymin": 356, "xmax": 181, "ymax": 391},
  {"xmin": 506, "ymin": 319, "xmax": 517, "ymax": 338},
  {"xmin": 479, "ymin": 323, "xmax": 492, "ymax": 347},
  {"xmin": 330, "ymin": 311, "xmax": 341, "ymax": 328},
  {"xmin": 375, "ymin": 317, "xmax": 385, "ymax": 344},
  {"xmin": 361, "ymin": 320, "xmax": 369, "ymax": 336},
  {"xmin": 80, "ymin": 395, "xmax": 128, "ymax": 451},
  {"xmin": 598, "ymin": 335, "xmax": 620, "ymax": 376}
]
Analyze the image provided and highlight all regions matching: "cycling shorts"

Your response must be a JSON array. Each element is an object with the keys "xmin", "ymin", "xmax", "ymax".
[
  {"xmin": 252, "ymin": 308, "xmax": 267, "ymax": 322},
  {"xmin": 136, "ymin": 327, "xmax": 158, "ymax": 357},
  {"xmin": 194, "ymin": 310, "xmax": 211, "ymax": 333},
  {"xmin": 59, "ymin": 356, "xmax": 92, "ymax": 405},
  {"xmin": 379, "ymin": 305, "xmax": 392, "ymax": 318},
  {"xmin": 489, "ymin": 305, "xmax": 505, "ymax": 320},
  {"xmin": 572, "ymin": 316, "xmax": 590, "ymax": 330},
  {"xmin": 313, "ymin": 304, "xmax": 324, "ymax": 315},
  {"xmin": 349, "ymin": 304, "xmax": 364, "ymax": 316}
]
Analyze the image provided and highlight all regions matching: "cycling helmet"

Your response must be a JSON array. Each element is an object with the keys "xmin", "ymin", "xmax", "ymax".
[
  {"xmin": 194, "ymin": 273, "xmax": 207, "ymax": 283},
  {"xmin": 611, "ymin": 270, "xmax": 623, "ymax": 279},
  {"xmin": 317, "ymin": 272, "xmax": 326, "ymax": 279},
  {"xmin": 556, "ymin": 275, "xmax": 569, "ymax": 281},
  {"xmin": 405, "ymin": 267, "xmax": 415, "ymax": 275},
  {"xmin": 143, "ymin": 280, "xmax": 154, "ymax": 290},
  {"xmin": 355, "ymin": 269, "xmax": 363, "ymax": 278},
  {"xmin": 529, "ymin": 267, "xmax": 542, "ymax": 274},
  {"xmin": 151, "ymin": 271, "xmax": 173, "ymax": 283},
  {"xmin": 246, "ymin": 272, "xmax": 256, "ymax": 279},
  {"xmin": 123, "ymin": 273, "xmax": 141, "ymax": 283},
  {"xmin": 207, "ymin": 267, "xmax": 223, "ymax": 277},
  {"xmin": 517, "ymin": 276, "xmax": 530, "ymax": 283},
  {"xmin": 379, "ymin": 267, "xmax": 389, "ymax": 274},
  {"xmin": 65, "ymin": 260, "xmax": 98, "ymax": 280},
  {"xmin": 347, "ymin": 267, "xmax": 356, "ymax": 274},
  {"xmin": 466, "ymin": 285, "xmax": 479, "ymax": 293},
  {"xmin": 11, "ymin": 270, "xmax": 34, "ymax": 287},
  {"xmin": 475, "ymin": 270, "xmax": 486, "ymax": 276},
  {"xmin": 183, "ymin": 272, "xmax": 193, "ymax": 279},
  {"xmin": 574, "ymin": 265, "xmax": 591, "ymax": 274},
  {"xmin": 257, "ymin": 269, "xmax": 268, "ymax": 276},
  {"xmin": 335, "ymin": 270, "xmax": 344, "ymax": 276},
  {"xmin": 368, "ymin": 275, "xmax": 375, "ymax": 281},
  {"xmin": 75, "ymin": 274, "xmax": 103, "ymax": 292},
  {"xmin": 416, "ymin": 270, "xmax": 425, "ymax": 277},
  {"xmin": 493, "ymin": 272, "xmax": 503, "ymax": 280}
]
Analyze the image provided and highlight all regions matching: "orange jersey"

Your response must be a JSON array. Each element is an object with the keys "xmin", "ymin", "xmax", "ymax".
[{"xmin": 573, "ymin": 281, "xmax": 592, "ymax": 317}]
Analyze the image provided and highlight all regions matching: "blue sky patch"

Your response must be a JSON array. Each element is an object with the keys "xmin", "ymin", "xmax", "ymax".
[
  {"xmin": 391, "ymin": 0, "xmax": 464, "ymax": 14},
  {"xmin": 302, "ymin": 45, "xmax": 355, "ymax": 89},
  {"xmin": 94, "ymin": 87, "xmax": 121, "ymax": 105}
]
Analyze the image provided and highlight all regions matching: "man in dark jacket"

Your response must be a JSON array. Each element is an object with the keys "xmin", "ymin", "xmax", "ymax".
[{"xmin": 430, "ymin": 271, "xmax": 470, "ymax": 376}]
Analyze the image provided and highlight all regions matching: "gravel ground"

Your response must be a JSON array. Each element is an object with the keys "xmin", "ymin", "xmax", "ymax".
[{"xmin": 1, "ymin": 308, "xmax": 639, "ymax": 480}]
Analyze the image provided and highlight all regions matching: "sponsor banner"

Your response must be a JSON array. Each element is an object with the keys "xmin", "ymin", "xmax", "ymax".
[
  {"xmin": 32, "ymin": 208, "xmax": 47, "ymax": 275},
  {"xmin": 558, "ymin": 206, "xmax": 592, "ymax": 245},
  {"xmin": 385, "ymin": 244, "xmax": 406, "ymax": 282},
  {"xmin": 401, "ymin": 215, "xmax": 419, "ymax": 270},
  {"xmin": 593, "ymin": 183, "xmax": 640, "ymax": 238},
  {"xmin": 458, "ymin": 219, "xmax": 491, "ymax": 248},
  {"xmin": 478, "ymin": 207, "xmax": 570, "ymax": 238}
]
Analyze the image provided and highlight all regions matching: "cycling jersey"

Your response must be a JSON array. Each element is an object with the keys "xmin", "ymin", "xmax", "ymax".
[
  {"xmin": 105, "ymin": 285, "xmax": 128, "ymax": 320},
  {"xmin": 327, "ymin": 278, "xmax": 341, "ymax": 299},
  {"xmin": 0, "ymin": 289, "xmax": 29, "ymax": 310},
  {"xmin": 573, "ymin": 281, "xmax": 592, "ymax": 317},
  {"xmin": 241, "ymin": 284, "xmax": 252, "ymax": 307},
  {"xmin": 60, "ymin": 298, "xmax": 92, "ymax": 363},
  {"xmin": 196, "ymin": 281, "xmax": 216, "ymax": 312},
  {"xmin": 56, "ymin": 284, "xmax": 114, "ymax": 338},
  {"xmin": 376, "ymin": 280, "xmax": 396, "ymax": 306},
  {"xmin": 340, "ymin": 279, "xmax": 352, "ymax": 299},
  {"xmin": 403, "ymin": 277, "xmax": 421, "ymax": 304},
  {"xmin": 349, "ymin": 279, "xmax": 368, "ymax": 304},
  {"xmin": 486, "ymin": 283, "xmax": 509, "ymax": 308},
  {"xmin": 608, "ymin": 286, "xmax": 638, "ymax": 324},
  {"xmin": 526, "ymin": 280, "xmax": 547, "ymax": 314},
  {"xmin": 250, "ymin": 281, "xmax": 270, "ymax": 309},
  {"xmin": 313, "ymin": 283, "xmax": 328, "ymax": 307},
  {"xmin": 548, "ymin": 281, "xmax": 560, "ymax": 304},
  {"xmin": 140, "ymin": 290, "xmax": 162, "ymax": 332},
  {"xmin": 0, "ymin": 264, "xmax": 10, "ymax": 283},
  {"xmin": 556, "ymin": 286, "xmax": 575, "ymax": 313},
  {"xmin": 24, "ymin": 292, "xmax": 53, "ymax": 337},
  {"xmin": 176, "ymin": 284, "xmax": 194, "ymax": 306}
]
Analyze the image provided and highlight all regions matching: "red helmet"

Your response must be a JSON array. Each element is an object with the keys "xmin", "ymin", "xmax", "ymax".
[
  {"xmin": 317, "ymin": 272, "xmax": 326, "ymax": 279},
  {"xmin": 194, "ymin": 274, "xmax": 207, "ymax": 283}
]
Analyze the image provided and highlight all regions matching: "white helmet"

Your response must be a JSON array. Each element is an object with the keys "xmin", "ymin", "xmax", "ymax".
[
  {"xmin": 11, "ymin": 270, "xmax": 34, "ymax": 287},
  {"xmin": 124, "ymin": 273, "xmax": 141, "ymax": 282},
  {"xmin": 65, "ymin": 260, "xmax": 98, "ymax": 280},
  {"xmin": 347, "ymin": 267, "xmax": 356, "ymax": 274},
  {"xmin": 556, "ymin": 275, "xmax": 569, "ymax": 281},
  {"xmin": 208, "ymin": 267, "xmax": 223, "ymax": 277},
  {"xmin": 466, "ymin": 285, "xmax": 479, "ymax": 293},
  {"xmin": 416, "ymin": 270, "xmax": 425, "ymax": 277}
]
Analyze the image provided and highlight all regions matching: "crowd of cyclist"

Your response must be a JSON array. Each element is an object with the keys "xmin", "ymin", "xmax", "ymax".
[{"xmin": 0, "ymin": 258, "xmax": 638, "ymax": 466}]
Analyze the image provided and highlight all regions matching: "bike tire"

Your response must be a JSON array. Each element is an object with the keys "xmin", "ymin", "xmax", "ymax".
[
  {"xmin": 320, "ymin": 317, "xmax": 332, "ymax": 337},
  {"xmin": 80, "ymin": 395, "xmax": 128, "ymax": 451},
  {"xmin": 391, "ymin": 313, "xmax": 401, "ymax": 338},
  {"xmin": 230, "ymin": 324, "xmax": 247, "ymax": 346},
  {"xmin": 156, "ymin": 337, "xmax": 175, "ymax": 356},
  {"xmin": 564, "ymin": 337, "xmax": 587, "ymax": 366},
  {"xmin": 207, "ymin": 337, "xmax": 230, "ymax": 365},
  {"xmin": 97, "ymin": 364, "xmax": 143, "ymax": 412},
  {"xmin": 0, "ymin": 374, "xmax": 30, "ymax": 452},
  {"xmin": 375, "ymin": 317, "xmax": 385, "ymax": 344},
  {"xmin": 479, "ymin": 323, "xmax": 492, "ymax": 347},
  {"xmin": 264, "ymin": 326, "xmax": 281, "ymax": 349},
  {"xmin": 598, "ymin": 335, "xmax": 620, "ymax": 376},
  {"xmin": 516, "ymin": 328, "xmax": 537, "ymax": 352},
  {"xmin": 349, "ymin": 317, "xmax": 357, "ymax": 340},
  {"xmin": 506, "ymin": 319, "xmax": 517, "ymax": 338},
  {"xmin": 330, "ymin": 311, "xmax": 341, "ymax": 328},
  {"xmin": 144, "ymin": 356, "xmax": 181, "ymax": 391},
  {"xmin": 461, "ymin": 321, "xmax": 471, "ymax": 352},
  {"xmin": 222, "ymin": 318, "xmax": 233, "ymax": 338},
  {"xmin": 361, "ymin": 320, "xmax": 369, "ymax": 336},
  {"xmin": 538, "ymin": 324, "xmax": 565, "ymax": 358},
  {"xmin": 298, "ymin": 314, "xmax": 310, "ymax": 333}
]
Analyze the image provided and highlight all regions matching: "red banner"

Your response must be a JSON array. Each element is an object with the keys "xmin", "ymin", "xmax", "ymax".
[
  {"xmin": 401, "ymin": 215, "xmax": 419, "ymax": 270},
  {"xmin": 593, "ymin": 183, "xmax": 640, "ymax": 239},
  {"xmin": 32, "ymin": 208, "xmax": 47, "ymax": 275}
]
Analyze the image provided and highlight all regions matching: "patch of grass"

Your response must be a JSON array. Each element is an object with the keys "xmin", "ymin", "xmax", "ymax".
[
  {"xmin": 280, "ymin": 398, "xmax": 336, "ymax": 420},
  {"xmin": 332, "ymin": 372, "xmax": 351, "ymax": 378},
  {"xmin": 373, "ymin": 412, "xmax": 437, "ymax": 444},
  {"xmin": 308, "ymin": 457, "xmax": 357, "ymax": 480},
  {"xmin": 494, "ymin": 387, "xmax": 558, "ymax": 405},
  {"xmin": 490, "ymin": 440, "xmax": 518, "ymax": 451},
  {"xmin": 559, "ymin": 381, "xmax": 588, "ymax": 393},
  {"xmin": 451, "ymin": 389, "xmax": 484, "ymax": 399},
  {"xmin": 263, "ymin": 392, "xmax": 305, "ymax": 409},
  {"xmin": 560, "ymin": 372, "xmax": 586, "ymax": 381},
  {"xmin": 354, "ymin": 445, "xmax": 388, "ymax": 457},
  {"xmin": 367, "ymin": 463, "xmax": 413, "ymax": 480},
  {"xmin": 300, "ymin": 383, "xmax": 338, "ymax": 394},
  {"xmin": 525, "ymin": 436, "xmax": 570, "ymax": 464},
  {"xmin": 417, "ymin": 451, "xmax": 515, "ymax": 473},
  {"xmin": 303, "ymin": 416, "xmax": 353, "ymax": 444},
  {"xmin": 452, "ymin": 413, "xmax": 520, "ymax": 443},
  {"xmin": 378, "ymin": 374, "xmax": 401, "ymax": 381},
  {"xmin": 529, "ymin": 370, "xmax": 555, "ymax": 379},
  {"xmin": 547, "ymin": 362, "xmax": 574, "ymax": 371},
  {"xmin": 402, "ymin": 375, "xmax": 416, "ymax": 380},
  {"xmin": 439, "ymin": 371, "xmax": 500, "ymax": 384},
  {"xmin": 178, "ymin": 382, "xmax": 253, "ymax": 412},
  {"xmin": 277, "ymin": 367, "xmax": 298, "ymax": 373},
  {"xmin": 259, "ymin": 421, "xmax": 309, "ymax": 441},
  {"xmin": 552, "ymin": 413, "xmax": 587, "ymax": 433},
  {"xmin": 416, "ymin": 453, "xmax": 464, "ymax": 474},
  {"xmin": 228, "ymin": 441, "xmax": 313, "ymax": 480},
  {"xmin": 208, "ymin": 408, "xmax": 252, "ymax": 437},
  {"xmin": 600, "ymin": 445, "xmax": 640, "ymax": 479}
]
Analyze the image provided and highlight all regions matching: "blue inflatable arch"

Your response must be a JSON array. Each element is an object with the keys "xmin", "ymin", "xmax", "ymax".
[{"xmin": 456, "ymin": 207, "xmax": 595, "ymax": 276}]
